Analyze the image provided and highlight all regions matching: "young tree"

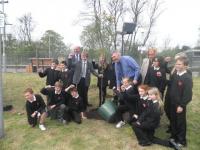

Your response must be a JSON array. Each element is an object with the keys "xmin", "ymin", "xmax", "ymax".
[
  {"xmin": 16, "ymin": 13, "xmax": 35, "ymax": 45},
  {"xmin": 40, "ymin": 30, "xmax": 68, "ymax": 58}
]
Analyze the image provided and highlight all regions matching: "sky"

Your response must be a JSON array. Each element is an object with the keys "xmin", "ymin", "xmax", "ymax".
[{"xmin": 3, "ymin": 0, "xmax": 200, "ymax": 49}]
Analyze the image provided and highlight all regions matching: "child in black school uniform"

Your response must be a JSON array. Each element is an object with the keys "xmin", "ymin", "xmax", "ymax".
[
  {"xmin": 132, "ymin": 87, "xmax": 179, "ymax": 149},
  {"xmin": 113, "ymin": 77, "xmax": 138, "ymax": 128},
  {"xmin": 136, "ymin": 84, "xmax": 151, "ymax": 116},
  {"xmin": 169, "ymin": 57, "xmax": 193, "ymax": 148},
  {"xmin": 132, "ymin": 87, "xmax": 164, "ymax": 146},
  {"xmin": 64, "ymin": 86, "xmax": 85, "ymax": 124},
  {"xmin": 24, "ymin": 88, "xmax": 47, "ymax": 131},
  {"xmin": 40, "ymin": 81, "xmax": 67, "ymax": 123},
  {"xmin": 59, "ymin": 61, "xmax": 74, "ymax": 89},
  {"xmin": 38, "ymin": 59, "xmax": 60, "ymax": 86},
  {"xmin": 146, "ymin": 57, "xmax": 166, "ymax": 98}
]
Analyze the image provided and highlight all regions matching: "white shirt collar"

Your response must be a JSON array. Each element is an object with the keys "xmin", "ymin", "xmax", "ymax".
[
  {"xmin": 153, "ymin": 66, "xmax": 160, "ymax": 70},
  {"xmin": 62, "ymin": 68, "xmax": 68, "ymax": 72},
  {"xmin": 177, "ymin": 70, "xmax": 187, "ymax": 76},
  {"xmin": 153, "ymin": 100, "xmax": 158, "ymax": 103},
  {"xmin": 73, "ymin": 94, "xmax": 79, "ymax": 99},
  {"xmin": 55, "ymin": 91, "xmax": 61, "ymax": 95},
  {"xmin": 29, "ymin": 95, "xmax": 36, "ymax": 103},
  {"xmin": 140, "ymin": 95, "xmax": 148, "ymax": 100},
  {"xmin": 125, "ymin": 85, "xmax": 132, "ymax": 90}
]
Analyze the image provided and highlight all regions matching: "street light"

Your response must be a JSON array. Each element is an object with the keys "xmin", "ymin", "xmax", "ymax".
[
  {"xmin": 0, "ymin": 28, "xmax": 4, "ymax": 139},
  {"xmin": 117, "ymin": 23, "xmax": 136, "ymax": 56}
]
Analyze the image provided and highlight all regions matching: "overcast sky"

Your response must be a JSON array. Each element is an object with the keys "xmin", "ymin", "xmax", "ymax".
[{"xmin": 4, "ymin": 0, "xmax": 200, "ymax": 49}]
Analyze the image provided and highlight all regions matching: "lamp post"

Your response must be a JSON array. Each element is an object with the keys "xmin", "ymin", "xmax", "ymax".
[
  {"xmin": 0, "ymin": 0, "xmax": 8, "ymax": 72},
  {"xmin": 0, "ymin": 30, "xmax": 4, "ymax": 139},
  {"xmin": 48, "ymin": 35, "xmax": 51, "ymax": 58}
]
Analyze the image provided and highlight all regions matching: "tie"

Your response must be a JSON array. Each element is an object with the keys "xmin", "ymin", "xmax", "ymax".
[{"xmin": 82, "ymin": 61, "xmax": 87, "ymax": 78}]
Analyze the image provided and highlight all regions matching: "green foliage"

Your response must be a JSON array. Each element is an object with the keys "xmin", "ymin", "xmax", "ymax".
[{"xmin": 40, "ymin": 30, "xmax": 68, "ymax": 58}]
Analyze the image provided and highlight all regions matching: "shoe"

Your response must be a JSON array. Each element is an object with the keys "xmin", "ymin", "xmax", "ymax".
[
  {"xmin": 39, "ymin": 124, "xmax": 46, "ymax": 131},
  {"xmin": 87, "ymin": 103, "xmax": 93, "ymax": 107},
  {"xmin": 116, "ymin": 121, "xmax": 126, "ymax": 128},
  {"xmin": 169, "ymin": 139, "xmax": 182, "ymax": 150},
  {"xmin": 139, "ymin": 142, "xmax": 152, "ymax": 146},
  {"xmin": 62, "ymin": 119, "xmax": 67, "ymax": 125}
]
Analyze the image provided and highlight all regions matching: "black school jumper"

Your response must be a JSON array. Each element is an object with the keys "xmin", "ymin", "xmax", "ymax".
[
  {"xmin": 169, "ymin": 71, "xmax": 192, "ymax": 145},
  {"xmin": 92, "ymin": 61, "xmax": 109, "ymax": 107},
  {"xmin": 38, "ymin": 68, "xmax": 60, "ymax": 86},
  {"xmin": 26, "ymin": 94, "xmax": 46, "ymax": 127},
  {"xmin": 40, "ymin": 87, "xmax": 67, "ymax": 120},
  {"xmin": 58, "ymin": 69, "xmax": 74, "ymax": 89},
  {"xmin": 114, "ymin": 86, "xmax": 139, "ymax": 123},
  {"xmin": 65, "ymin": 95, "xmax": 84, "ymax": 124},
  {"xmin": 146, "ymin": 66, "xmax": 166, "ymax": 97}
]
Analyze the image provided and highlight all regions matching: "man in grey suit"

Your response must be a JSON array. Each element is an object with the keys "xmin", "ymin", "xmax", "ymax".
[{"xmin": 73, "ymin": 51, "xmax": 102, "ymax": 113}]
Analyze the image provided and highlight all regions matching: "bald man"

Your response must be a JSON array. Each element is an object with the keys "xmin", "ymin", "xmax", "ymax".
[{"xmin": 111, "ymin": 51, "xmax": 140, "ymax": 91}]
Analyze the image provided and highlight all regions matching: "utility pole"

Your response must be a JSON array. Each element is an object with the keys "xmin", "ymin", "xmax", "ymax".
[
  {"xmin": 0, "ymin": 33, "xmax": 4, "ymax": 138},
  {"xmin": 0, "ymin": 0, "xmax": 8, "ymax": 138},
  {"xmin": 0, "ymin": 0, "xmax": 8, "ymax": 72},
  {"xmin": 48, "ymin": 35, "xmax": 51, "ymax": 58}
]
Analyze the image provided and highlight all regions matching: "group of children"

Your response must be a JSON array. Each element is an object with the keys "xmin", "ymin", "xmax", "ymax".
[
  {"xmin": 24, "ymin": 53, "xmax": 192, "ymax": 150},
  {"xmin": 111, "ymin": 56, "xmax": 192, "ymax": 150}
]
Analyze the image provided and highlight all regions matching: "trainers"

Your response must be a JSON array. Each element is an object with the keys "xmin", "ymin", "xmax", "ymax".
[
  {"xmin": 116, "ymin": 121, "xmax": 126, "ymax": 128},
  {"xmin": 39, "ymin": 124, "xmax": 46, "ymax": 131},
  {"xmin": 62, "ymin": 119, "xmax": 67, "ymax": 124},
  {"xmin": 169, "ymin": 139, "xmax": 182, "ymax": 150}
]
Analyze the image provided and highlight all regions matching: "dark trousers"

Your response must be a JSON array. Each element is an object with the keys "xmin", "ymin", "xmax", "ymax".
[
  {"xmin": 77, "ymin": 78, "xmax": 89, "ymax": 111},
  {"xmin": 132, "ymin": 123, "xmax": 171, "ymax": 147},
  {"xmin": 132, "ymin": 122, "xmax": 155, "ymax": 144},
  {"xmin": 164, "ymin": 88, "xmax": 171, "ymax": 122},
  {"xmin": 170, "ymin": 104, "xmax": 187, "ymax": 145},
  {"xmin": 64, "ymin": 109, "xmax": 81, "ymax": 124},
  {"xmin": 48, "ymin": 104, "xmax": 66, "ymax": 120},
  {"xmin": 98, "ymin": 86, "xmax": 107, "ymax": 107},
  {"xmin": 115, "ymin": 105, "xmax": 131, "ymax": 123}
]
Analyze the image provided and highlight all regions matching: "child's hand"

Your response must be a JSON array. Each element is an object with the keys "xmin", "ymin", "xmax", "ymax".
[
  {"xmin": 136, "ymin": 121, "xmax": 141, "ymax": 125},
  {"xmin": 98, "ymin": 74, "xmax": 103, "ymax": 78},
  {"xmin": 50, "ymin": 105, "xmax": 56, "ymax": 109},
  {"xmin": 69, "ymin": 84, "xmax": 75, "ymax": 88},
  {"xmin": 45, "ymin": 85, "xmax": 53, "ymax": 88},
  {"xmin": 133, "ymin": 80, "xmax": 138, "ymax": 85},
  {"xmin": 38, "ymin": 68, "xmax": 43, "ymax": 73},
  {"xmin": 133, "ymin": 114, "xmax": 138, "ymax": 119},
  {"xmin": 176, "ymin": 106, "xmax": 183, "ymax": 113},
  {"xmin": 31, "ymin": 111, "xmax": 37, "ymax": 118}
]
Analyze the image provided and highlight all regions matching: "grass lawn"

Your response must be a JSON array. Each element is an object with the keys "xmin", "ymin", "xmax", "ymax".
[{"xmin": 0, "ymin": 73, "xmax": 200, "ymax": 150}]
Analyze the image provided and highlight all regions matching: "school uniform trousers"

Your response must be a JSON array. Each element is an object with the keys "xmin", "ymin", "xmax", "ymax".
[
  {"xmin": 169, "ymin": 72, "xmax": 192, "ymax": 145},
  {"xmin": 40, "ymin": 87, "xmax": 67, "ymax": 120},
  {"xmin": 64, "ymin": 96, "xmax": 84, "ymax": 124}
]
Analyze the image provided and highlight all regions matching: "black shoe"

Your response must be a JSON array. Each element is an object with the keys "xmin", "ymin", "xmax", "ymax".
[
  {"xmin": 139, "ymin": 142, "xmax": 152, "ymax": 146},
  {"xmin": 166, "ymin": 128, "xmax": 171, "ymax": 133},
  {"xmin": 87, "ymin": 103, "xmax": 93, "ymax": 107}
]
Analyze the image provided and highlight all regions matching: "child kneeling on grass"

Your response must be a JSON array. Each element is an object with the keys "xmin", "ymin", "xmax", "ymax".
[
  {"xmin": 132, "ymin": 87, "xmax": 178, "ymax": 149},
  {"xmin": 64, "ymin": 86, "xmax": 85, "ymax": 124},
  {"xmin": 24, "ymin": 88, "xmax": 47, "ymax": 131}
]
